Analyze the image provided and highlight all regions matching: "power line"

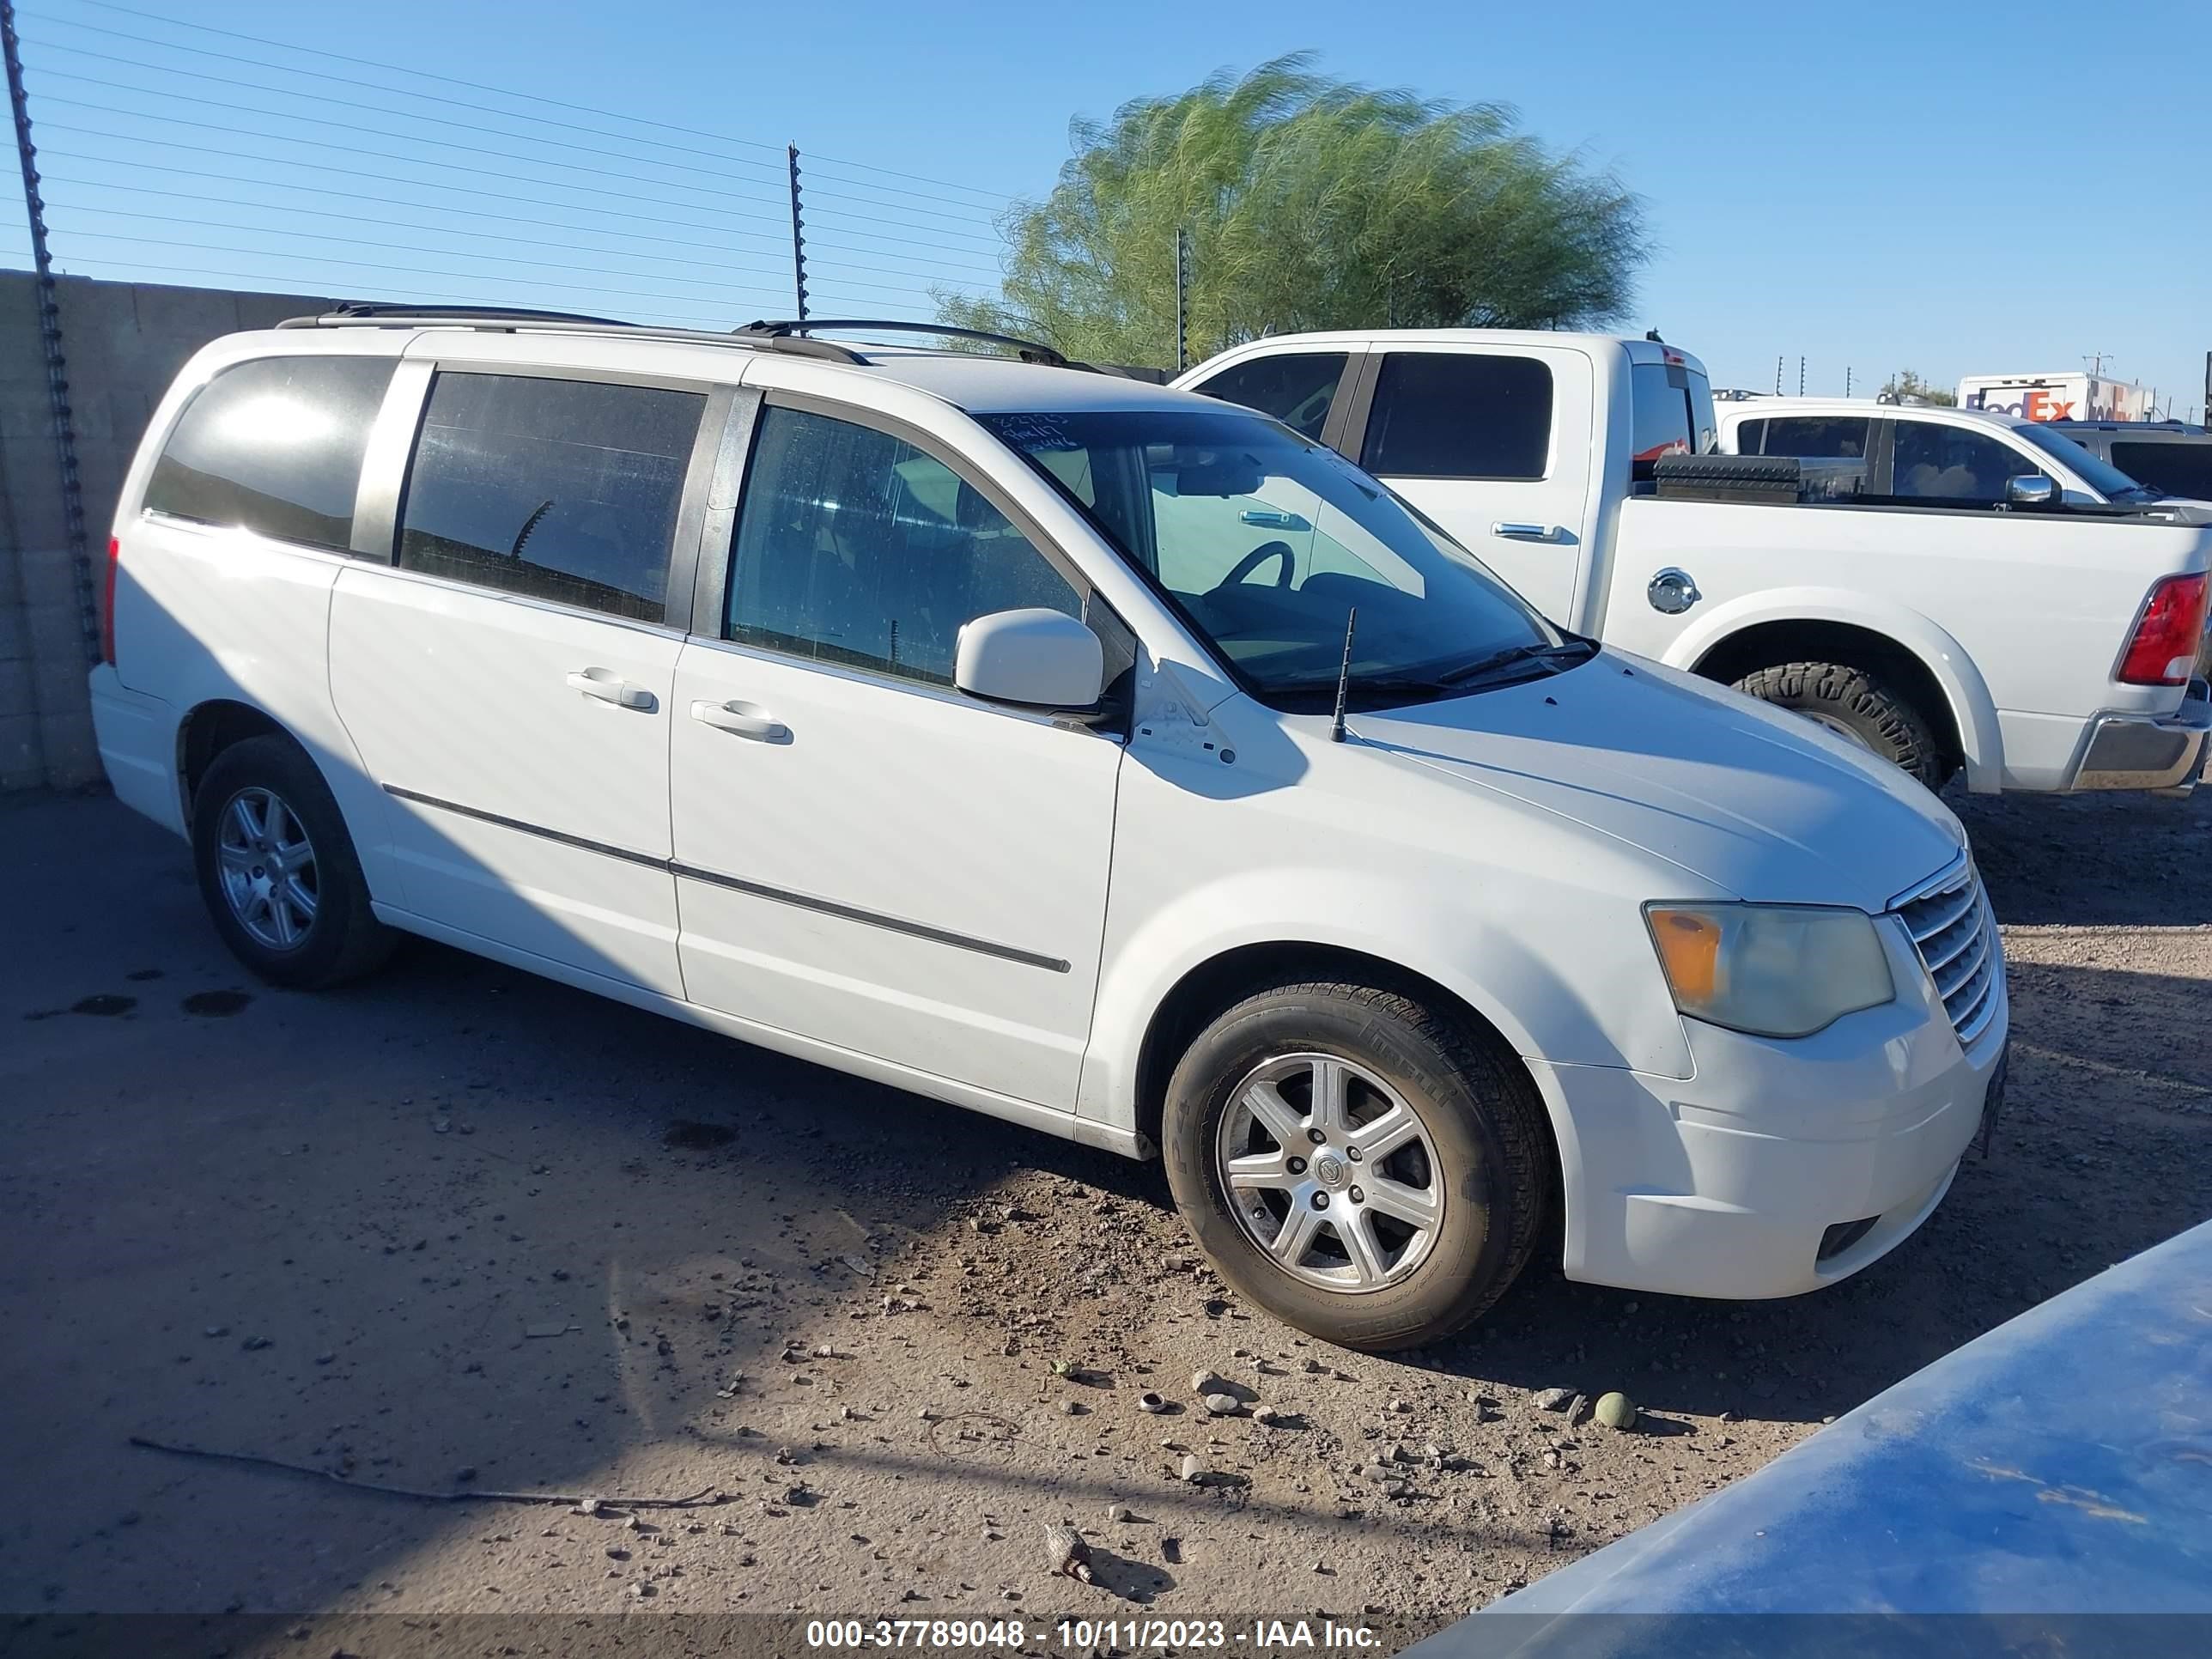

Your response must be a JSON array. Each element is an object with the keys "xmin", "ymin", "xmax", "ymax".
[
  {"xmin": 39, "ymin": 144, "xmax": 1004, "ymax": 272},
  {"xmin": 39, "ymin": 90, "xmax": 1009, "ymax": 248},
  {"xmin": 49, "ymin": 206, "xmax": 988, "ymax": 301},
  {"xmin": 26, "ymin": 17, "xmax": 792, "ymax": 180},
  {"xmin": 38, "ymin": 229, "xmax": 942, "ymax": 319},
  {"xmin": 48, "ymin": 0, "xmax": 1020, "ymax": 204},
  {"xmin": 30, "ymin": 33, "xmax": 1000, "ymax": 230},
  {"xmin": 38, "ymin": 171, "xmax": 1002, "ymax": 285},
  {"xmin": 32, "ymin": 71, "xmax": 796, "ymax": 215},
  {"xmin": 25, "ymin": 32, "xmax": 1005, "ymax": 229}
]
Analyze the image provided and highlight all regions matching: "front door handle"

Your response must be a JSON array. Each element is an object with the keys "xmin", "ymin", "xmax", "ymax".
[
  {"xmin": 566, "ymin": 667, "xmax": 657, "ymax": 711},
  {"xmin": 1492, "ymin": 521, "xmax": 1565, "ymax": 542},
  {"xmin": 690, "ymin": 699, "xmax": 790, "ymax": 744}
]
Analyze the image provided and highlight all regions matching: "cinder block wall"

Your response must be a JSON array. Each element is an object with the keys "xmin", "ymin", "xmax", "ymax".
[{"xmin": 0, "ymin": 273, "xmax": 332, "ymax": 790}]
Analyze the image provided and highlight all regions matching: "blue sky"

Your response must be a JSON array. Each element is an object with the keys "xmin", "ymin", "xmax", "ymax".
[{"xmin": 6, "ymin": 0, "xmax": 2208, "ymax": 416}]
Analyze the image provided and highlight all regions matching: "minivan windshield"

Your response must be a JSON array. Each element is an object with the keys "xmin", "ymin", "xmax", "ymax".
[{"xmin": 979, "ymin": 409, "xmax": 1584, "ymax": 704}]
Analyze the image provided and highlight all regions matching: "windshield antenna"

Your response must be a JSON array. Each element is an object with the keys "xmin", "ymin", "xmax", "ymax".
[{"xmin": 1328, "ymin": 607, "xmax": 1358, "ymax": 743}]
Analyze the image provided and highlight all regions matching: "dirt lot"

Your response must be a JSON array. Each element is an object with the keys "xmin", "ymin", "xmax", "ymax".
[{"xmin": 3, "ymin": 784, "xmax": 2209, "ymax": 1650}]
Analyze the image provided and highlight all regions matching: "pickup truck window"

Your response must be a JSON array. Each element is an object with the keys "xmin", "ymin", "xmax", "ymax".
[
  {"xmin": 1630, "ymin": 362, "xmax": 1715, "ymax": 479},
  {"xmin": 1189, "ymin": 353, "xmax": 1347, "ymax": 442},
  {"xmin": 1893, "ymin": 422, "xmax": 2044, "ymax": 504},
  {"xmin": 1744, "ymin": 416, "xmax": 1871, "ymax": 460},
  {"xmin": 1738, "ymin": 416, "xmax": 1874, "ymax": 493},
  {"xmin": 1359, "ymin": 353, "xmax": 1552, "ymax": 482},
  {"xmin": 981, "ymin": 408, "xmax": 1563, "ymax": 703}
]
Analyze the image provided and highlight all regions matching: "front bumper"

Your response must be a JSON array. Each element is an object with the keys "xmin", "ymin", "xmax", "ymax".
[
  {"xmin": 2069, "ymin": 677, "xmax": 2212, "ymax": 793},
  {"xmin": 1531, "ymin": 919, "xmax": 2008, "ymax": 1301}
]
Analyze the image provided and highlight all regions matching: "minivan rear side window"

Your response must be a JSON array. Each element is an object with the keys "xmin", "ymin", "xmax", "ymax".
[
  {"xmin": 2113, "ymin": 441, "xmax": 2212, "ymax": 501},
  {"xmin": 1190, "ymin": 353, "xmax": 1348, "ymax": 441},
  {"xmin": 143, "ymin": 355, "xmax": 395, "ymax": 553},
  {"xmin": 398, "ymin": 373, "xmax": 705, "ymax": 624},
  {"xmin": 1360, "ymin": 353, "xmax": 1552, "ymax": 480}
]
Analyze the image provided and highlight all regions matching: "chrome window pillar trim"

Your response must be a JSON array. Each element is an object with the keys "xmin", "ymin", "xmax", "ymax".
[
  {"xmin": 689, "ymin": 386, "xmax": 763, "ymax": 640},
  {"xmin": 350, "ymin": 358, "xmax": 434, "ymax": 562},
  {"xmin": 665, "ymin": 384, "xmax": 737, "ymax": 640}
]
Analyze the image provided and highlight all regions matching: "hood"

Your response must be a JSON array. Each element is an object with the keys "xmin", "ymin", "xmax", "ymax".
[{"xmin": 1351, "ymin": 652, "xmax": 1964, "ymax": 913}]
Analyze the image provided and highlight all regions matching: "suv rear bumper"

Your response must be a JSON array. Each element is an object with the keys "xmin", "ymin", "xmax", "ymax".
[
  {"xmin": 88, "ymin": 665, "xmax": 185, "ymax": 836},
  {"xmin": 2069, "ymin": 678, "xmax": 2212, "ymax": 793}
]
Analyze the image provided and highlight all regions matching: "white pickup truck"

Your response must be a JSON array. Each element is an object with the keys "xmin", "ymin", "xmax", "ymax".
[{"xmin": 1176, "ymin": 332, "xmax": 2212, "ymax": 794}]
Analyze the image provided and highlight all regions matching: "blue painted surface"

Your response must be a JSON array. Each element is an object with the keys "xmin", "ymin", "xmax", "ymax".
[{"xmin": 1404, "ymin": 1218, "xmax": 2212, "ymax": 1654}]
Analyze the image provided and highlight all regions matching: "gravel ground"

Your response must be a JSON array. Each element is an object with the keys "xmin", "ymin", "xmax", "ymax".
[{"xmin": 2, "ymin": 784, "xmax": 2208, "ymax": 1648}]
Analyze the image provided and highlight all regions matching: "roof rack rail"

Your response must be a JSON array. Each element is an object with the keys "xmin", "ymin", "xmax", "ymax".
[
  {"xmin": 274, "ymin": 306, "xmax": 869, "ymax": 363},
  {"xmin": 277, "ymin": 302, "xmax": 636, "ymax": 330},
  {"xmin": 735, "ymin": 318, "xmax": 1072, "ymax": 368}
]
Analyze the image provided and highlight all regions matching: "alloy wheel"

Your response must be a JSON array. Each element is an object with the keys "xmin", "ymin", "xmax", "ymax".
[
  {"xmin": 215, "ymin": 787, "xmax": 320, "ymax": 951},
  {"xmin": 1213, "ymin": 1051, "xmax": 1444, "ymax": 1292}
]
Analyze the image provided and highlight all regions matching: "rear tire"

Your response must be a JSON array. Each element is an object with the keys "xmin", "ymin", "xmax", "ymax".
[
  {"xmin": 1161, "ymin": 980, "xmax": 1549, "ymax": 1352},
  {"xmin": 191, "ymin": 734, "xmax": 396, "ymax": 989},
  {"xmin": 1733, "ymin": 659, "xmax": 1950, "ymax": 789}
]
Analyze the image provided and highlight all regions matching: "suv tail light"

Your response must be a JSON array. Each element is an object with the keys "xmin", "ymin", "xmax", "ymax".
[
  {"xmin": 2118, "ymin": 571, "xmax": 2209, "ymax": 686},
  {"xmin": 100, "ymin": 537, "xmax": 120, "ymax": 665}
]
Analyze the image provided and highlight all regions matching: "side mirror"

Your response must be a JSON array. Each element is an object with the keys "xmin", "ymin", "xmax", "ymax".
[
  {"xmin": 954, "ymin": 609, "xmax": 1104, "ymax": 709},
  {"xmin": 2006, "ymin": 474, "xmax": 2057, "ymax": 507}
]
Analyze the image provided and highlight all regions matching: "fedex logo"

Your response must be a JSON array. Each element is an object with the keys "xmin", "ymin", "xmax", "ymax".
[{"xmin": 1965, "ymin": 386, "xmax": 2076, "ymax": 421}]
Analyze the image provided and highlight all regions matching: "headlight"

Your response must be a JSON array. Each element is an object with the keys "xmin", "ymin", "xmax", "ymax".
[{"xmin": 1644, "ymin": 902, "xmax": 1894, "ymax": 1038}]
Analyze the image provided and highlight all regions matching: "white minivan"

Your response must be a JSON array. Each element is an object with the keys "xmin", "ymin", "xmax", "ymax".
[{"xmin": 88, "ymin": 309, "xmax": 2008, "ymax": 1350}]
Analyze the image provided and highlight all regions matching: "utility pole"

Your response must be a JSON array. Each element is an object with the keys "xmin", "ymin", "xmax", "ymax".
[
  {"xmin": 1845, "ymin": 366, "xmax": 1853, "ymax": 397},
  {"xmin": 3, "ymin": 1, "xmax": 93, "ymax": 659},
  {"xmin": 1774, "ymin": 356, "xmax": 1784, "ymax": 395},
  {"xmin": 1798, "ymin": 356, "xmax": 1806, "ymax": 396},
  {"xmin": 1174, "ymin": 228, "xmax": 1190, "ymax": 373},
  {"xmin": 786, "ymin": 143, "xmax": 809, "ymax": 321}
]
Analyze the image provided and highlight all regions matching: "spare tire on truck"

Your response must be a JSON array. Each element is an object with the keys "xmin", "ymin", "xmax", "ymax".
[{"xmin": 1732, "ymin": 659, "xmax": 1950, "ymax": 790}]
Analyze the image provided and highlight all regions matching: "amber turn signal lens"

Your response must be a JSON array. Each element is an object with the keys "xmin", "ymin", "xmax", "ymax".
[{"xmin": 1647, "ymin": 907, "xmax": 1723, "ymax": 1003}]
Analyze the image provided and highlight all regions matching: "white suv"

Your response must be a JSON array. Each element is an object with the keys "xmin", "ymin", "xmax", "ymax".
[{"xmin": 88, "ymin": 308, "xmax": 2008, "ymax": 1350}]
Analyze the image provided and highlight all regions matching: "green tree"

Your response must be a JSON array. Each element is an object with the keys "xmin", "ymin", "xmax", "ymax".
[
  {"xmin": 1878, "ymin": 369, "xmax": 1957, "ymax": 406},
  {"xmin": 936, "ymin": 55, "xmax": 1649, "ymax": 367}
]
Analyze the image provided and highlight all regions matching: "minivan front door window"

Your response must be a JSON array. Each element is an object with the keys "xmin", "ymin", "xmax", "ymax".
[{"xmin": 724, "ymin": 405, "xmax": 1086, "ymax": 687}]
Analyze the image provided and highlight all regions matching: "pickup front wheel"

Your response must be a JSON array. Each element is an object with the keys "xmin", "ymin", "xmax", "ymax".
[
  {"xmin": 1162, "ymin": 980, "xmax": 1549, "ymax": 1352},
  {"xmin": 1734, "ymin": 659, "xmax": 1950, "ymax": 789}
]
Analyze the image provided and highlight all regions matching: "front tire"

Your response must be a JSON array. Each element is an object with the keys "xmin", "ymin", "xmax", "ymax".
[
  {"xmin": 1162, "ymin": 980, "xmax": 1549, "ymax": 1352},
  {"xmin": 191, "ymin": 734, "xmax": 396, "ymax": 989},
  {"xmin": 1732, "ymin": 659, "xmax": 1950, "ymax": 789}
]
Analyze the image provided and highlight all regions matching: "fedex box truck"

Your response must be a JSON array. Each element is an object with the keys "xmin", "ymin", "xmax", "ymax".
[{"xmin": 1960, "ymin": 372, "xmax": 2154, "ymax": 423}]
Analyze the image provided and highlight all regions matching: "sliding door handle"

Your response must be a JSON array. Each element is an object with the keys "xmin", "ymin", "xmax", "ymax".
[
  {"xmin": 690, "ymin": 699, "xmax": 789, "ymax": 744},
  {"xmin": 566, "ymin": 668, "xmax": 657, "ymax": 711}
]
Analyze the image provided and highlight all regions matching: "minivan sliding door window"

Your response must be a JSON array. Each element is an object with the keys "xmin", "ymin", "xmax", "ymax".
[{"xmin": 397, "ymin": 373, "xmax": 705, "ymax": 624}]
